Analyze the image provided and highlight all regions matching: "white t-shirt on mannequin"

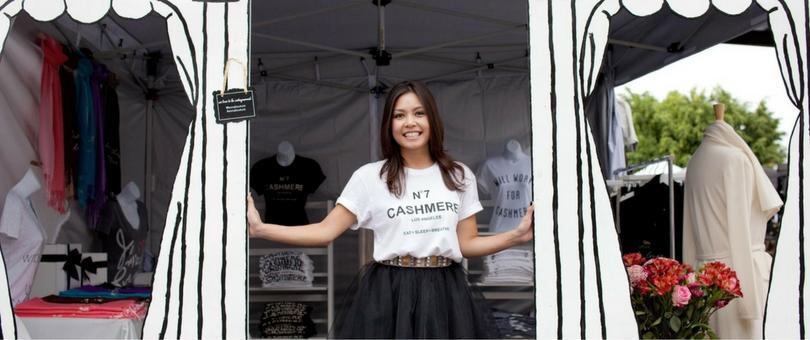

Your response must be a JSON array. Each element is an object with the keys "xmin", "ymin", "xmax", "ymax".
[
  {"xmin": 477, "ymin": 140, "xmax": 533, "ymax": 232},
  {"xmin": 117, "ymin": 182, "xmax": 140, "ymax": 230},
  {"xmin": 337, "ymin": 160, "xmax": 482, "ymax": 262},
  {"xmin": 0, "ymin": 168, "xmax": 46, "ymax": 306}
]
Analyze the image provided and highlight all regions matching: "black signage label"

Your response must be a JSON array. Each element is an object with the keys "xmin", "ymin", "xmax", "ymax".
[{"xmin": 213, "ymin": 88, "xmax": 256, "ymax": 123}]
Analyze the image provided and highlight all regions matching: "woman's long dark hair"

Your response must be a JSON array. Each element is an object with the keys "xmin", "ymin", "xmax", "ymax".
[{"xmin": 379, "ymin": 81, "xmax": 465, "ymax": 197}]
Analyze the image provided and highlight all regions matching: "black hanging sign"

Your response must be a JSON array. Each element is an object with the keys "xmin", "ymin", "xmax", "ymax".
[
  {"xmin": 213, "ymin": 88, "xmax": 256, "ymax": 123},
  {"xmin": 214, "ymin": 58, "xmax": 255, "ymax": 124}
]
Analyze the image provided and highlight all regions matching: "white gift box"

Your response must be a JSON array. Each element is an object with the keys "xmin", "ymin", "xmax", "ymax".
[{"xmin": 29, "ymin": 243, "xmax": 83, "ymax": 297}]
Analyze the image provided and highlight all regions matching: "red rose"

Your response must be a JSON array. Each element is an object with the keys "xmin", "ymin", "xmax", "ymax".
[{"xmin": 623, "ymin": 253, "xmax": 646, "ymax": 267}]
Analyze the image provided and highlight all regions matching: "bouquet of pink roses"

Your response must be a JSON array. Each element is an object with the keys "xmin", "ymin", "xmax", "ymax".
[{"xmin": 623, "ymin": 253, "xmax": 742, "ymax": 339}]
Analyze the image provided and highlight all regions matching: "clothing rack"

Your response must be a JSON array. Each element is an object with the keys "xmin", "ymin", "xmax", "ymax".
[
  {"xmin": 248, "ymin": 200, "xmax": 335, "ymax": 338},
  {"xmin": 610, "ymin": 155, "xmax": 675, "ymax": 258}
]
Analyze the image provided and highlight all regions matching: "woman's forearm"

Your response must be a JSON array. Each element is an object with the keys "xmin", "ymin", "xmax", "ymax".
[
  {"xmin": 247, "ymin": 202, "xmax": 357, "ymax": 246},
  {"xmin": 457, "ymin": 204, "xmax": 534, "ymax": 258},
  {"xmin": 460, "ymin": 230, "xmax": 524, "ymax": 258},
  {"xmin": 250, "ymin": 222, "xmax": 335, "ymax": 246}
]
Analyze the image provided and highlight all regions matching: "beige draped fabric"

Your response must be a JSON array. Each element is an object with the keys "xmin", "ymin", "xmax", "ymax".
[{"xmin": 683, "ymin": 121, "xmax": 783, "ymax": 339}]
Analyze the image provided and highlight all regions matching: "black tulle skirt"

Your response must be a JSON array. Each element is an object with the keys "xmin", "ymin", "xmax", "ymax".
[{"xmin": 330, "ymin": 262, "xmax": 501, "ymax": 339}]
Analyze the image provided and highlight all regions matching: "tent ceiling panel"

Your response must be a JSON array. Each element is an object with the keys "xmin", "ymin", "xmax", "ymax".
[
  {"xmin": 609, "ymin": 4, "xmax": 768, "ymax": 86},
  {"xmin": 250, "ymin": 0, "xmax": 529, "ymax": 84},
  {"xmin": 40, "ymin": 1, "xmax": 529, "ymax": 87},
  {"xmin": 252, "ymin": 0, "xmax": 527, "ymax": 40},
  {"xmin": 22, "ymin": 1, "xmax": 772, "ymax": 91}
]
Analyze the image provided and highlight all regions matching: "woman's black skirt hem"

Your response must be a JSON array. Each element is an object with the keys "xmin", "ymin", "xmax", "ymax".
[{"xmin": 329, "ymin": 262, "xmax": 501, "ymax": 339}]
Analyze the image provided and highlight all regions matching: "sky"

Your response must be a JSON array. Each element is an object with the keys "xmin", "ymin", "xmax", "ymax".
[{"xmin": 615, "ymin": 43, "xmax": 796, "ymax": 149}]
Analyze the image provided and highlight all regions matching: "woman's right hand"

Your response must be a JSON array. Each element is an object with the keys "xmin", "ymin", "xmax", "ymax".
[{"xmin": 247, "ymin": 194, "xmax": 263, "ymax": 237}]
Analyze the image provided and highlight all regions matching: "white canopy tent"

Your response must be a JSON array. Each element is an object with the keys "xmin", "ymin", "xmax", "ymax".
[{"xmin": 0, "ymin": 0, "xmax": 806, "ymax": 338}]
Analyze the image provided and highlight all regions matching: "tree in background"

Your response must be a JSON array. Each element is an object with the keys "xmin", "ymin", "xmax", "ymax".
[{"xmin": 623, "ymin": 87, "xmax": 786, "ymax": 168}]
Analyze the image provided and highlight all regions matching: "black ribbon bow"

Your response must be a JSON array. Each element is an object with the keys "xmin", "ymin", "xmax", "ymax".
[
  {"xmin": 78, "ymin": 256, "xmax": 108, "ymax": 283},
  {"xmin": 62, "ymin": 248, "xmax": 83, "ymax": 282},
  {"xmin": 42, "ymin": 248, "xmax": 107, "ymax": 285}
]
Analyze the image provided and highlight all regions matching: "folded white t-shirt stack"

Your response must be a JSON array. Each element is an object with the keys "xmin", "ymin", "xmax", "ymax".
[
  {"xmin": 258, "ymin": 251, "xmax": 314, "ymax": 288},
  {"xmin": 478, "ymin": 249, "xmax": 534, "ymax": 284}
]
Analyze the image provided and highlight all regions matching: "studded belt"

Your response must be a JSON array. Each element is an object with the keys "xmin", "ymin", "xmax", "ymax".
[{"xmin": 378, "ymin": 255, "xmax": 452, "ymax": 268}]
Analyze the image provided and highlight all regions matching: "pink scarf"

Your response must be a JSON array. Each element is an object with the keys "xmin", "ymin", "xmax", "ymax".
[{"xmin": 39, "ymin": 36, "xmax": 68, "ymax": 213}]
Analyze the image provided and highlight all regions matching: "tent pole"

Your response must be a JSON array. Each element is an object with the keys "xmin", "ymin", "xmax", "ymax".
[
  {"xmin": 393, "ymin": 0, "xmax": 522, "ymax": 28},
  {"xmin": 123, "ymin": 1, "xmax": 367, "ymax": 53},
  {"xmin": 668, "ymin": 156, "xmax": 675, "ymax": 259},
  {"xmin": 264, "ymin": 73, "xmax": 367, "ymax": 93},
  {"xmin": 419, "ymin": 55, "xmax": 528, "ymax": 82},
  {"xmin": 253, "ymin": 1, "xmax": 365, "ymax": 29},
  {"xmin": 252, "ymin": 32, "xmax": 368, "ymax": 58},
  {"xmin": 421, "ymin": 65, "xmax": 489, "ymax": 83},
  {"xmin": 607, "ymin": 38, "xmax": 668, "ymax": 53},
  {"xmin": 361, "ymin": 58, "xmax": 380, "ymax": 162},
  {"xmin": 144, "ymin": 99, "xmax": 154, "ymax": 259},
  {"xmin": 269, "ymin": 55, "xmax": 346, "ymax": 73},
  {"xmin": 360, "ymin": 57, "xmax": 379, "ymax": 268},
  {"xmin": 395, "ymin": 25, "xmax": 527, "ymax": 58},
  {"xmin": 404, "ymin": 54, "xmax": 528, "ymax": 73},
  {"xmin": 377, "ymin": 1, "xmax": 386, "ymax": 52},
  {"xmin": 250, "ymin": 45, "xmax": 527, "ymax": 59}
]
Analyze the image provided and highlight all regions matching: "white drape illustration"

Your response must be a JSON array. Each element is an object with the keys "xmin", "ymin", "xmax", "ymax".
[
  {"xmin": 761, "ymin": 0, "xmax": 810, "ymax": 338},
  {"xmin": 0, "ymin": 0, "xmax": 251, "ymax": 338},
  {"xmin": 0, "ymin": 0, "xmax": 805, "ymax": 339},
  {"xmin": 531, "ymin": 0, "xmax": 807, "ymax": 338},
  {"xmin": 139, "ymin": 2, "xmax": 250, "ymax": 339}
]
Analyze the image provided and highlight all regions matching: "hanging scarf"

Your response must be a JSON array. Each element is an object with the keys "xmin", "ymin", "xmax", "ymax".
[
  {"xmin": 103, "ymin": 72, "xmax": 121, "ymax": 195},
  {"xmin": 60, "ymin": 49, "xmax": 79, "ymax": 198},
  {"xmin": 38, "ymin": 36, "xmax": 68, "ymax": 213},
  {"xmin": 87, "ymin": 63, "xmax": 108, "ymax": 227},
  {"xmin": 75, "ymin": 56, "xmax": 95, "ymax": 208}
]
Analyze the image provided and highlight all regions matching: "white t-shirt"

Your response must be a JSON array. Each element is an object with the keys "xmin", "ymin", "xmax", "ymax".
[
  {"xmin": 337, "ymin": 160, "xmax": 482, "ymax": 262},
  {"xmin": 0, "ymin": 169, "xmax": 46, "ymax": 306},
  {"xmin": 477, "ymin": 155, "xmax": 533, "ymax": 232}
]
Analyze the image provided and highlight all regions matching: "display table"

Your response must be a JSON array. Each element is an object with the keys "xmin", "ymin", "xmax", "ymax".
[{"xmin": 18, "ymin": 316, "xmax": 143, "ymax": 339}]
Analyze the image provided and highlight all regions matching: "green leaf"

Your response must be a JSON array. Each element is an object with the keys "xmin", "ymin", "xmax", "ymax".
[
  {"xmin": 642, "ymin": 331, "xmax": 656, "ymax": 339},
  {"xmin": 669, "ymin": 316, "xmax": 682, "ymax": 332},
  {"xmin": 651, "ymin": 317, "xmax": 662, "ymax": 327}
]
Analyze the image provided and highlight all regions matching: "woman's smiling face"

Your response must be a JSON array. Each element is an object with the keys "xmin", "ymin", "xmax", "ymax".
[{"xmin": 391, "ymin": 92, "xmax": 431, "ymax": 153}]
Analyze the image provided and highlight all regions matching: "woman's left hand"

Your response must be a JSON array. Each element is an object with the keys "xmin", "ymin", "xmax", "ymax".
[
  {"xmin": 247, "ymin": 194, "xmax": 263, "ymax": 237},
  {"xmin": 511, "ymin": 203, "xmax": 534, "ymax": 244}
]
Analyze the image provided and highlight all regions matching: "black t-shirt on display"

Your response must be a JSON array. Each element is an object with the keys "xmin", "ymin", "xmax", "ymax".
[
  {"xmin": 250, "ymin": 155, "xmax": 326, "ymax": 225},
  {"xmin": 97, "ymin": 199, "xmax": 148, "ymax": 287}
]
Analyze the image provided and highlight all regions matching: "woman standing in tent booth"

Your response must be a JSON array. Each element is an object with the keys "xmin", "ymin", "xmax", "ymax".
[{"xmin": 247, "ymin": 80, "xmax": 534, "ymax": 339}]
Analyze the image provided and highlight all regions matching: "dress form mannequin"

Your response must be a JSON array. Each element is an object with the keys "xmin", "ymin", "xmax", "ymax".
[
  {"xmin": 117, "ymin": 182, "xmax": 140, "ymax": 230},
  {"xmin": 0, "ymin": 168, "xmax": 47, "ymax": 305},
  {"xmin": 682, "ymin": 101, "xmax": 783, "ymax": 338},
  {"xmin": 276, "ymin": 141, "xmax": 296, "ymax": 167},
  {"xmin": 503, "ymin": 139, "xmax": 527, "ymax": 163},
  {"xmin": 714, "ymin": 103, "xmax": 725, "ymax": 121}
]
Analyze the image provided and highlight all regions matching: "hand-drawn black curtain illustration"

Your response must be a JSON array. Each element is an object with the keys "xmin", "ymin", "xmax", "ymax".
[
  {"xmin": 0, "ymin": 0, "xmax": 807, "ymax": 339},
  {"xmin": 0, "ymin": 1, "xmax": 251, "ymax": 338},
  {"xmin": 531, "ymin": 0, "xmax": 809, "ymax": 338}
]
